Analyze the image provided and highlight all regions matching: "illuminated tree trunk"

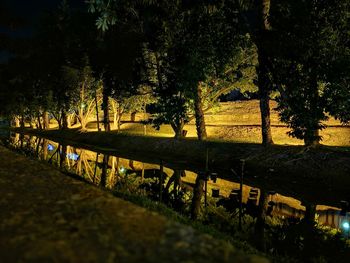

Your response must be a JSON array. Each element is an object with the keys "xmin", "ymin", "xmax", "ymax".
[
  {"xmin": 113, "ymin": 112, "xmax": 118, "ymax": 129},
  {"xmin": 191, "ymin": 173, "xmax": 205, "ymax": 220},
  {"xmin": 117, "ymin": 107, "xmax": 123, "ymax": 132},
  {"xmin": 14, "ymin": 116, "xmax": 20, "ymax": 127},
  {"xmin": 194, "ymin": 84, "xmax": 207, "ymax": 141},
  {"xmin": 78, "ymin": 104, "xmax": 87, "ymax": 130},
  {"xmin": 130, "ymin": 112, "xmax": 136, "ymax": 122},
  {"xmin": 255, "ymin": 0, "xmax": 274, "ymax": 146},
  {"xmin": 43, "ymin": 111, "xmax": 49, "ymax": 130}
]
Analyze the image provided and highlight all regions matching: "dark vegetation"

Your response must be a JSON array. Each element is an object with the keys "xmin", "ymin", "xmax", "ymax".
[
  {"xmin": 0, "ymin": 0, "xmax": 349, "ymax": 145},
  {"xmin": 1, "ymin": 0, "xmax": 350, "ymax": 262}
]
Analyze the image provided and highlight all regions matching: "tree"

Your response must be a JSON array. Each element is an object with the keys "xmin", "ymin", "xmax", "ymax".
[
  {"xmin": 62, "ymin": 61, "xmax": 99, "ymax": 130},
  {"xmin": 269, "ymin": 0, "xmax": 350, "ymax": 145},
  {"xmin": 87, "ymin": 0, "xmax": 242, "ymax": 140}
]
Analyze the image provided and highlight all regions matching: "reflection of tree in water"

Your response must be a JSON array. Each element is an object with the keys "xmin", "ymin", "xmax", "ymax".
[
  {"xmin": 191, "ymin": 172, "xmax": 205, "ymax": 219},
  {"xmin": 138, "ymin": 168, "xmax": 168, "ymax": 201},
  {"xmin": 163, "ymin": 170, "xmax": 189, "ymax": 213}
]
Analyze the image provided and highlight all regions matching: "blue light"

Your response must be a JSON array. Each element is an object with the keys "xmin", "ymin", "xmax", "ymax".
[
  {"xmin": 342, "ymin": 221, "xmax": 350, "ymax": 230},
  {"xmin": 47, "ymin": 144, "xmax": 54, "ymax": 151},
  {"xmin": 66, "ymin": 153, "xmax": 79, "ymax": 161}
]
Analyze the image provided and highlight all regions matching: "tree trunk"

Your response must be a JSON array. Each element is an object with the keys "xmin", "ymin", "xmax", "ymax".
[
  {"xmin": 37, "ymin": 114, "xmax": 42, "ymax": 130},
  {"xmin": 61, "ymin": 110, "xmax": 68, "ymax": 130},
  {"xmin": 81, "ymin": 117, "xmax": 86, "ymax": 130},
  {"xmin": 303, "ymin": 203, "xmax": 316, "ymax": 225},
  {"xmin": 102, "ymin": 92, "xmax": 110, "ymax": 132},
  {"xmin": 66, "ymin": 114, "xmax": 72, "ymax": 129},
  {"xmin": 171, "ymin": 120, "xmax": 185, "ymax": 139},
  {"xmin": 304, "ymin": 129, "xmax": 320, "ymax": 146},
  {"xmin": 14, "ymin": 116, "xmax": 20, "ymax": 127},
  {"xmin": 95, "ymin": 92, "xmax": 101, "ymax": 131},
  {"xmin": 259, "ymin": 83, "xmax": 273, "ymax": 145},
  {"xmin": 20, "ymin": 114, "xmax": 25, "ymax": 128},
  {"xmin": 194, "ymin": 84, "xmax": 207, "ymax": 141},
  {"xmin": 113, "ymin": 112, "xmax": 118, "ymax": 130},
  {"xmin": 304, "ymin": 75, "xmax": 321, "ymax": 146},
  {"xmin": 256, "ymin": 0, "xmax": 274, "ymax": 146},
  {"xmin": 131, "ymin": 112, "xmax": 136, "ymax": 122},
  {"xmin": 29, "ymin": 117, "xmax": 33, "ymax": 128},
  {"xmin": 43, "ymin": 111, "xmax": 49, "ymax": 130},
  {"xmin": 117, "ymin": 108, "xmax": 122, "ymax": 132},
  {"xmin": 191, "ymin": 173, "xmax": 205, "ymax": 220}
]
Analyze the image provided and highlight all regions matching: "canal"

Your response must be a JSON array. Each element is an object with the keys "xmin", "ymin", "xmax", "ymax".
[{"xmin": 1, "ymin": 131, "xmax": 350, "ymax": 262}]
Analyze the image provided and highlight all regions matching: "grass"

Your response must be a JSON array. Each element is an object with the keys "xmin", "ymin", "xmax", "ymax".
[{"xmin": 112, "ymin": 191, "xmax": 272, "ymax": 259}]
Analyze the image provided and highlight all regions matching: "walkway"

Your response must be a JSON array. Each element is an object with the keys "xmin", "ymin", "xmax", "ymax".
[{"xmin": 0, "ymin": 146, "xmax": 267, "ymax": 263}]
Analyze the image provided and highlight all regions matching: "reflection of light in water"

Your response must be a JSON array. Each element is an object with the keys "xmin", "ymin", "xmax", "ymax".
[
  {"xmin": 47, "ymin": 144, "xmax": 54, "ymax": 151},
  {"xmin": 119, "ymin": 166, "xmax": 126, "ymax": 174},
  {"xmin": 343, "ymin": 221, "xmax": 350, "ymax": 230},
  {"xmin": 67, "ymin": 153, "xmax": 79, "ymax": 161}
]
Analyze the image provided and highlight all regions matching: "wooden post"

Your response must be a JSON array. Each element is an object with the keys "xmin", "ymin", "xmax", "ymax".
[
  {"xmin": 204, "ymin": 148, "xmax": 209, "ymax": 207},
  {"xmin": 239, "ymin": 159, "xmax": 245, "ymax": 230},
  {"xmin": 159, "ymin": 160, "xmax": 163, "ymax": 202},
  {"xmin": 93, "ymin": 153, "xmax": 99, "ymax": 184},
  {"xmin": 95, "ymin": 91, "xmax": 101, "ymax": 132}
]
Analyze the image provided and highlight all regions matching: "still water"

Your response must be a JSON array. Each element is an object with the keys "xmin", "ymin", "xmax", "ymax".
[{"xmin": 1, "ymin": 132, "xmax": 349, "ymax": 233}]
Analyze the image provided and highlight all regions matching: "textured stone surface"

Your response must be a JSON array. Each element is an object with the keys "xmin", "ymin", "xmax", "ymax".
[{"xmin": 0, "ymin": 146, "xmax": 268, "ymax": 263}]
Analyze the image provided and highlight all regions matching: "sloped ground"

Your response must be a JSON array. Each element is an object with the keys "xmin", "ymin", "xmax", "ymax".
[
  {"xmin": 83, "ymin": 100, "xmax": 350, "ymax": 146},
  {"xmin": 0, "ymin": 146, "xmax": 267, "ymax": 263}
]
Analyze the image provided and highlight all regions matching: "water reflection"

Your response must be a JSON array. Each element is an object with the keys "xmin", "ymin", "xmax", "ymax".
[{"xmin": 3, "ymin": 132, "xmax": 350, "ymax": 232}]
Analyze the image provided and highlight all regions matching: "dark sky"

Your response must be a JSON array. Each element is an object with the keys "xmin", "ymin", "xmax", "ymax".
[
  {"xmin": 0, "ymin": 0, "xmax": 85, "ymax": 62},
  {"xmin": 2, "ymin": 0, "xmax": 85, "ymax": 36},
  {"xmin": 2, "ymin": 0, "xmax": 62, "ymax": 37}
]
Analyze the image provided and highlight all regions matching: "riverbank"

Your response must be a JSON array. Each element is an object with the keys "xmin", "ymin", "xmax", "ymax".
[
  {"xmin": 6, "ymin": 128, "xmax": 350, "ymax": 208},
  {"xmin": 0, "ymin": 145, "xmax": 268, "ymax": 263}
]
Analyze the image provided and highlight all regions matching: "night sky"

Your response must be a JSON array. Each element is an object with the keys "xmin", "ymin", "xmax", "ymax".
[{"xmin": 0, "ymin": 0, "xmax": 84, "ymax": 62}]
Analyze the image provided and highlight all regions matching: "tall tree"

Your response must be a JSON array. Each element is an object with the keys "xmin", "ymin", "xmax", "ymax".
[
  {"xmin": 269, "ymin": 0, "xmax": 350, "ymax": 145},
  {"xmin": 87, "ymin": 0, "xmax": 242, "ymax": 140},
  {"xmin": 255, "ymin": 0, "xmax": 274, "ymax": 145}
]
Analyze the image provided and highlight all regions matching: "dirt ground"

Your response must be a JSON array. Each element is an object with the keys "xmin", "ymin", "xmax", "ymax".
[{"xmin": 0, "ymin": 145, "xmax": 267, "ymax": 263}]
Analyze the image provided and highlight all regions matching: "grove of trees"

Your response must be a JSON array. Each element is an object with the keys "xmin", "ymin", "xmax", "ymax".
[{"xmin": 0, "ymin": 0, "xmax": 349, "ymax": 146}]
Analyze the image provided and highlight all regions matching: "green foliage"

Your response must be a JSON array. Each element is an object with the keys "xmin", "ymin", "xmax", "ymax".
[{"xmin": 270, "ymin": 0, "xmax": 350, "ymax": 144}]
